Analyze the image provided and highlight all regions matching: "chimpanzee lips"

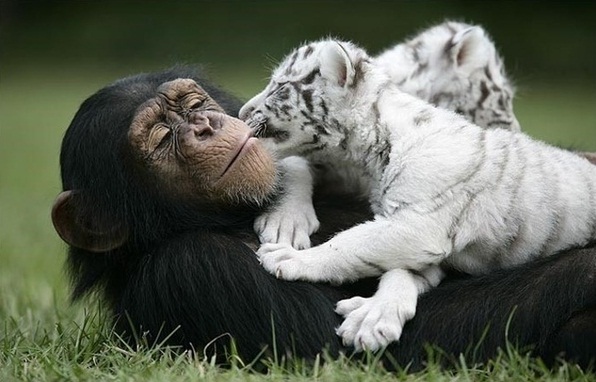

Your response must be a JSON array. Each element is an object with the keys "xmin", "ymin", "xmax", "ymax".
[{"xmin": 220, "ymin": 131, "xmax": 256, "ymax": 178}]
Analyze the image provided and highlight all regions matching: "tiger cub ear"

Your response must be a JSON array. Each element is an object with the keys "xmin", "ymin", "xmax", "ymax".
[
  {"xmin": 450, "ymin": 26, "xmax": 492, "ymax": 72},
  {"xmin": 319, "ymin": 41, "xmax": 355, "ymax": 88}
]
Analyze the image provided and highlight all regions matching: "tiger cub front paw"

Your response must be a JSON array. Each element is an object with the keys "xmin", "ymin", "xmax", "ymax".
[{"xmin": 254, "ymin": 199, "xmax": 319, "ymax": 249}]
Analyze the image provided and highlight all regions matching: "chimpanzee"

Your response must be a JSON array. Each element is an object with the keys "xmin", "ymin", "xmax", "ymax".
[{"xmin": 52, "ymin": 66, "xmax": 596, "ymax": 370}]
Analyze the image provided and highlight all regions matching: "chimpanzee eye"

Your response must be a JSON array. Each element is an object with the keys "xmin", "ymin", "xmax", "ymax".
[
  {"xmin": 148, "ymin": 125, "xmax": 172, "ymax": 152},
  {"xmin": 156, "ymin": 130, "xmax": 172, "ymax": 149},
  {"xmin": 189, "ymin": 99, "xmax": 206, "ymax": 110}
]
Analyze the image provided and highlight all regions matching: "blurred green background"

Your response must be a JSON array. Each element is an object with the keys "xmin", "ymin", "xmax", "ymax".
[{"xmin": 0, "ymin": 1, "xmax": 595, "ymax": 308}]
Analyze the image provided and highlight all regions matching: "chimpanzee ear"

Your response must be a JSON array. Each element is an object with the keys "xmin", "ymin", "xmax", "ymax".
[
  {"xmin": 319, "ymin": 41, "xmax": 355, "ymax": 87},
  {"xmin": 450, "ymin": 26, "xmax": 490, "ymax": 72},
  {"xmin": 51, "ymin": 190, "xmax": 128, "ymax": 252}
]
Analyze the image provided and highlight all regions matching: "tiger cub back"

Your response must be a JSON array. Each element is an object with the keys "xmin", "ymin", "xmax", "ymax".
[{"xmin": 376, "ymin": 21, "xmax": 520, "ymax": 131}]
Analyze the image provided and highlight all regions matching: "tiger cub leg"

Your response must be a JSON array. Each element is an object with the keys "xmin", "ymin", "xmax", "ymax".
[{"xmin": 336, "ymin": 265, "xmax": 445, "ymax": 351}]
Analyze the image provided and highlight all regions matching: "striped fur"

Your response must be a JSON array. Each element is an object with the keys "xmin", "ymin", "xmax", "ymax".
[
  {"xmin": 240, "ymin": 37, "xmax": 596, "ymax": 352},
  {"xmin": 246, "ymin": 21, "xmax": 521, "ymax": 250},
  {"xmin": 376, "ymin": 21, "xmax": 520, "ymax": 131}
]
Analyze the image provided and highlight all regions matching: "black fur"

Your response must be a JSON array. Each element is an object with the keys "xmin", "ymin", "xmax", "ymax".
[
  {"xmin": 59, "ymin": 66, "xmax": 596, "ymax": 371},
  {"xmin": 392, "ymin": 246, "xmax": 596, "ymax": 369}
]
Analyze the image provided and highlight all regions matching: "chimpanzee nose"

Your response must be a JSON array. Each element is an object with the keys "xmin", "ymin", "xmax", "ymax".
[
  {"xmin": 189, "ymin": 111, "xmax": 224, "ymax": 139},
  {"xmin": 192, "ymin": 123, "xmax": 214, "ymax": 139},
  {"xmin": 204, "ymin": 112, "xmax": 223, "ymax": 130}
]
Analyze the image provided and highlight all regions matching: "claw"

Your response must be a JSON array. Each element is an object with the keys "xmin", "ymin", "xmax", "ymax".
[
  {"xmin": 276, "ymin": 268, "xmax": 282, "ymax": 279},
  {"xmin": 343, "ymin": 336, "xmax": 351, "ymax": 347}
]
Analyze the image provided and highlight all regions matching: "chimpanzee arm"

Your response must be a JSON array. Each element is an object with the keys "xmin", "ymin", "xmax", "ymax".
[{"xmin": 116, "ymin": 231, "xmax": 346, "ymax": 362}]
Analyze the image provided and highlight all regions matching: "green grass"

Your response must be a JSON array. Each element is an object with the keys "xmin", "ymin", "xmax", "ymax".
[{"xmin": 1, "ymin": 66, "xmax": 596, "ymax": 380}]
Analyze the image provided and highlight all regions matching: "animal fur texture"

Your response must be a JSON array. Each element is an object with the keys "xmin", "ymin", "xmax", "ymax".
[
  {"xmin": 376, "ymin": 21, "xmax": 519, "ymax": 132},
  {"xmin": 239, "ymin": 36, "xmax": 596, "ymax": 351},
  {"xmin": 250, "ymin": 21, "xmax": 520, "ymax": 251}
]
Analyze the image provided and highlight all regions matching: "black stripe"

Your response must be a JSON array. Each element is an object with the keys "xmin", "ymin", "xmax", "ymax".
[
  {"xmin": 302, "ymin": 89, "xmax": 314, "ymax": 112},
  {"xmin": 277, "ymin": 87, "xmax": 290, "ymax": 101},
  {"xmin": 412, "ymin": 61, "xmax": 429, "ymax": 77},
  {"xmin": 303, "ymin": 45, "xmax": 314, "ymax": 58},
  {"xmin": 284, "ymin": 50, "xmax": 300, "ymax": 75},
  {"xmin": 484, "ymin": 67, "xmax": 493, "ymax": 81},
  {"xmin": 300, "ymin": 110, "xmax": 318, "ymax": 126},
  {"xmin": 478, "ymin": 81, "xmax": 490, "ymax": 108},
  {"xmin": 300, "ymin": 69, "xmax": 320, "ymax": 85},
  {"xmin": 349, "ymin": 60, "xmax": 365, "ymax": 88},
  {"xmin": 315, "ymin": 125, "xmax": 330, "ymax": 136},
  {"xmin": 318, "ymin": 98, "xmax": 329, "ymax": 121}
]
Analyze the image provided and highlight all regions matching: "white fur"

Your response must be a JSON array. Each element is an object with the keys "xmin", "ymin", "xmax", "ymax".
[
  {"xmin": 242, "ymin": 37, "xmax": 596, "ymax": 352},
  {"xmin": 254, "ymin": 156, "xmax": 319, "ymax": 249},
  {"xmin": 375, "ymin": 21, "xmax": 520, "ymax": 131},
  {"xmin": 246, "ymin": 21, "xmax": 520, "ymax": 253},
  {"xmin": 335, "ymin": 266, "xmax": 444, "ymax": 351}
]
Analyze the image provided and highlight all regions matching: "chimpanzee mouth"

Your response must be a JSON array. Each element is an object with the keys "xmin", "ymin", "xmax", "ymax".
[{"xmin": 220, "ymin": 132, "xmax": 257, "ymax": 179}]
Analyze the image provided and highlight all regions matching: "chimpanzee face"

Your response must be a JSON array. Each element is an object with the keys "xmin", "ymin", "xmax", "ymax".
[
  {"xmin": 128, "ymin": 79, "xmax": 278, "ymax": 204},
  {"xmin": 53, "ymin": 76, "xmax": 279, "ymax": 253}
]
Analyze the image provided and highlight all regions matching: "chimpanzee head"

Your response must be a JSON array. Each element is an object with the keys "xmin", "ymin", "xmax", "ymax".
[{"xmin": 52, "ymin": 67, "xmax": 278, "ymax": 254}]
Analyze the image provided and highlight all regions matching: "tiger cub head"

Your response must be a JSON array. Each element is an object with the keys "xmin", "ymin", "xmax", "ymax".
[
  {"xmin": 239, "ymin": 39, "xmax": 373, "ymax": 158},
  {"xmin": 376, "ymin": 21, "xmax": 520, "ymax": 131}
]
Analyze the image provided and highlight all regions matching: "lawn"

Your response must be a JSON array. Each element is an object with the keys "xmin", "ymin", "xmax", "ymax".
[{"xmin": 1, "ymin": 66, "xmax": 595, "ymax": 381}]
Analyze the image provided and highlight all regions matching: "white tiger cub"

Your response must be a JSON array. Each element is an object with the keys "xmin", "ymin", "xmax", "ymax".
[
  {"xmin": 239, "ymin": 39, "xmax": 596, "ymax": 352},
  {"xmin": 251, "ymin": 21, "xmax": 520, "ymax": 250},
  {"xmin": 376, "ymin": 21, "xmax": 520, "ymax": 131}
]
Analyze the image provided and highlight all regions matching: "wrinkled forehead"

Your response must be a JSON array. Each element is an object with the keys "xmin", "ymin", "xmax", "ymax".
[
  {"xmin": 129, "ymin": 78, "xmax": 225, "ymax": 143},
  {"xmin": 138, "ymin": 78, "xmax": 225, "ymax": 115},
  {"xmin": 156, "ymin": 78, "xmax": 209, "ymax": 106},
  {"xmin": 271, "ymin": 43, "xmax": 321, "ymax": 81}
]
